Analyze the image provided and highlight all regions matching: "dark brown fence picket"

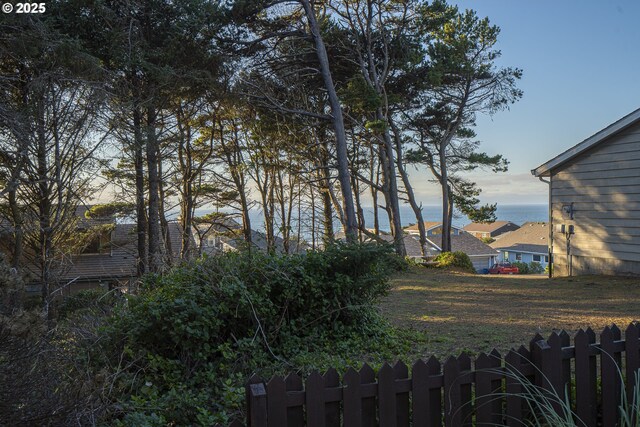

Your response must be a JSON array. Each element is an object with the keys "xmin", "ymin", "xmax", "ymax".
[
  {"xmin": 574, "ymin": 328, "xmax": 597, "ymax": 427},
  {"xmin": 323, "ymin": 368, "xmax": 340, "ymax": 427},
  {"xmin": 306, "ymin": 372, "xmax": 324, "ymax": 427},
  {"xmin": 601, "ymin": 325, "xmax": 623, "ymax": 427},
  {"xmin": 393, "ymin": 361, "xmax": 410, "ymax": 427},
  {"xmin": 504, "ymin": 346, "xmax": 530, "ymax": 426},
  {"xmin": 475, "ymin": 350, "xmax": 502, "ymax": 426},
  {"xmin": 457, "ymin": 354, "xmax": 473, "ymax": 427},
  {"xmin": 378, "ymin": 363, "xmax": 395, "ymax": 426},
  {"xmin": 342, "ymin": 368, "xmax": 360, "ymax": 427},
  {"xmin": 411, "ymin": 356, "xmax": 443, "ymax": 427},
  {"xmin": 359, "ymin": 363, "xmax": 376, "ymax": 427},
  {"xmin": 285, "ymin": 373, "xmax": 304, "ymax": 427},
  {"xmin": 241, "ymin": 323, "xmax": 640, "ymax": 427},
  {"xmin": 443, "ymin": 356, "xmax": 461, "ymax": 427},
  {"xmin": 625, "ymin": 323, "xmax": 640, "ymax": 406}
]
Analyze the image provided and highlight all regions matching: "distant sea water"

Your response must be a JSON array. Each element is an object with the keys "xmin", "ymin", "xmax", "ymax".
[
  {"xmin": 228, "ymin": 203, "xmax": 549, "ymax": 235},
  {"xmin": 360, "ymin": 204, "xmax": 549, "ymax": 232}
]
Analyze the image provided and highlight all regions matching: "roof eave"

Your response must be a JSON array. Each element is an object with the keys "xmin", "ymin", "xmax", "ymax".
[{"xmin": 532, "ymin": 107, "xmax": 640, "ymax": 177}]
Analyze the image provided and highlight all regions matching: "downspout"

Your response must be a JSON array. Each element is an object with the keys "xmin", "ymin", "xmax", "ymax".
[{"xmin": 538, "ymin": 176, "xmax": 553, "ymax": 278}]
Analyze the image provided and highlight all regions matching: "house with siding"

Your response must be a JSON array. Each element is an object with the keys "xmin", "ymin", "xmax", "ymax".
[
  {"xmin": 0, "ymin": 206, "xmax": 186, "ymax": 295},
  {"xmin": 463, "ymin": 221, "xmax": 520, "ymax": 240},
  {"xmin": 404, "ymin": 222, "xmax": 499, "ymax": 272},
  {"xmin": 490, "ymin": 222, "xmax": 550, "ymax": 269},
  {"xmin": 532, "ymin": 107, "xmax": 640, "ymax": 276}
]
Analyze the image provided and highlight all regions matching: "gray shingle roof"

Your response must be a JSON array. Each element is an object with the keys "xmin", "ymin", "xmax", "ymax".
[
  {"xmin": 490, "ymin": 222, "xmax": 549, "ymax": 255},
  {"xmin": 463, "ymin": 221, "xmax": 519, "ymax": 233},
  {"xmin": 376, "ymin": 234, "xmax": 428, "ymax": 257},
  {"xmin": 377, "ymin": 232, "xmax": 496, "ymax": 258},
  {"xmin": 449, "ymin": 233, "xmax": 499, "ymax": 256}
]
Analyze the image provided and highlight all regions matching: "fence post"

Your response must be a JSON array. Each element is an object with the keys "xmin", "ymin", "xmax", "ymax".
[{"xmin": 248, "ymin": 381, "xmax": 268, "ymax": 427}]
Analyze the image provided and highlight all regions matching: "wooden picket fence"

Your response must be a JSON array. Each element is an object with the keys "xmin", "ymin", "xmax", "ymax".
[{"xmin": 241, "ymin": 322, "xmax": 640, "ymax": 427}]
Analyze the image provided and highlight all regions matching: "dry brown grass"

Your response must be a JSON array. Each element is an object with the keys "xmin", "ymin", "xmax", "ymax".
[{"xmin": 380, "ymin": 267, "xmax": 640, "ymax": 358}]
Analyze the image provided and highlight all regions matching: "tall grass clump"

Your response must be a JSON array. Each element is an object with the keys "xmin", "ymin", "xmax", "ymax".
[{"xmin": 472, "ymin": 358, "xmax": 640, "ymax": 427}]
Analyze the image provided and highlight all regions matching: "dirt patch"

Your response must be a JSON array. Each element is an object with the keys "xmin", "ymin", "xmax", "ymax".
[{"xmin": 380, "ymin": 267, "xmax": 640, "ymax": 359}]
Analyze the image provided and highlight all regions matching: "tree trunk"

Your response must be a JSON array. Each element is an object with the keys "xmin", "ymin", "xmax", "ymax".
[
  {"xmin": 133, "ymin": 106, "xmax": 147, "ymax": 276},
  {"xmin": 377, "ymin": 111, "xmax": 406, "ymax": 256},
  {"xmin": 370, "ymin": 145, "xmax": 380, "ymax": 236},
  {"xmin": 391, "ymin": 120, "xmax": 427, "ymax": 255},
  {"xmin": 318, "ymin": 138, "xmax": 335, "ymax": 244},
  {"xmin": 267, "ymin": 180, "xmax": 276, "ymax": 252},
  {"xmin": 221, "ymin": 121, "xmax": 252, "ymax": 246},
  {"xmin": 310, "ymin": 185, "xmax": 317, "ymax": 249},
  {"xmin": 276, "ymin": 170, "xmax": 289, "ymax": 254},
  {"xmin": 158, "ymin": 159, "xmax": 172, "ymax": 265},
  {"xmin": 146, "ymin": 105, "xmax": 162, "ymax": 272},
  {"xmin": 177, "ymin": 118, "xmax": 193, "ymax": 260},
  {"xmin": 238, "ymin": 185, "xmax": 252, "ymax": 246},
  {"xmin": 440, "ymin": 148, "xmax": 451, "ymax": 252},
  {"xmin": 36, "ymin": 99, "xmax": 52, "ymax": 312},
  {"xmin": 8, "ymin": 189, "xmax": 23, "ymax": 269},
  {"xmin": 351, "ymin": 173, "xmax": 365, "ymax": 241},
  {"xmin": 301, "ymin": 0, "xmax": 357, "ymax": 241}
]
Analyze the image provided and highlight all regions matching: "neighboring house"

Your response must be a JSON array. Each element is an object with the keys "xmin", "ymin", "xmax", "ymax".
[
  {"xmin": 490, "ymin": 222, "xmax": 550, "ymax": 270},
  {"xmin": 463, "ymin": 221, "xmax": 520, "ymax": 240},
  {"xmin": 448, "ymin": 232, "xmax": 499, "ymax": 272},
  {"xmin": 197, "ymin": 217, "xmax": 309, "ymax": 255},
  {"xmin": 0, "ymin": 206, "xmax": 186, "ymax": 295},
  {"xmin": 404, "ymin": 222, "xmax": 499, "ymax": 272},
  {"xmin": 532, "ymin": 107, "xmax": 640, "ymax": 276},
  {"xmin": 52, "ymin": 221, "xmax": 185, "ymax": 296}
]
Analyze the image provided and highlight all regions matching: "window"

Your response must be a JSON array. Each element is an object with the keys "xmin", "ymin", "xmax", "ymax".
[
  {"xmin": 515, "ymin": 253, "xmax": 522, "ymax": 261},
  {"xmin": 545, "ymin": 256, "xmax": 549, "ymax": 263},
  {"xmin": 533, "ymin": 254, "xmax": 541, "ymax": 262},
  {"xmin": 81, "ymin": 230, "xmax": 111, "ymax": 255}
]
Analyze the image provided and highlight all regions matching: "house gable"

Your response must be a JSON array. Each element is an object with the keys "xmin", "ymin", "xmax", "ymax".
[
  {"xmin": 532, "ymin": 107, "xmax": 640, "ymax": 177},
  {"xmin": 533, "ymin": 109, "xmax": 640, "ymax": 276}
]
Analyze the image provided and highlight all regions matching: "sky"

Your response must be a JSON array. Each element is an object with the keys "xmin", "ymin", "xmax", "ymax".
[{"xmin": 407, "ymin": 0, "xmax": 640, "ymax": 205}]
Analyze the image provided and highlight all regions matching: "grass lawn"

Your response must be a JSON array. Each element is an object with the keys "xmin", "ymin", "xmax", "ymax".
[{"xmin": 380, "ymin": 267, "xmax": 640, "ymax": 359}]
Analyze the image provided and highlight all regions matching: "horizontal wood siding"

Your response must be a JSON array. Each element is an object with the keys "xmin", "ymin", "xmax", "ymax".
[{"xmin": 550, "ymin": 121, "xmax": 640, "ymax": 275}]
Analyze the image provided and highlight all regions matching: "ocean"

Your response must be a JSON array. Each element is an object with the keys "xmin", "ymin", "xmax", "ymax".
[
  {"xmin": 235, "ymin": 203, "xmax": 549, "ymax": 235},
  {"xmin": 358, "ymin": 204, "xmax": 548, "ymax": 232}
]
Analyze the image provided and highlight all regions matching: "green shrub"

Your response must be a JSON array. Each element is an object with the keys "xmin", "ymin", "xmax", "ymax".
[
  {"xmin": 512, "ymin": 261, "xmax": 544, "ymax": 275},
  {"xmin": 433, "ymin": 251, "xmax": 475, "ymax": 273},
  {"xmin": 98, "ymin": 242, "xmax": 401, "ymax": 424},
  {"xmin": 56, "ymin": 288, "xmax": 122, "ymax": 320}
]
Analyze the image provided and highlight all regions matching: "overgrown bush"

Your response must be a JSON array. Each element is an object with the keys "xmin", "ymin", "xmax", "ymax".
[
  {"xmin": 96, "ymin": 242, "xmax": 403, "ymax": 424},
  {"xmin": 433, "ymin": 251, "xmax": 475, "ymax": 273},
  {"xmin": 512, "ymin": 261, "xmax": 544, "ymax": 274},
  {"xmin": 56, "ymin": 288, "xmax": 122, "ymax": 320}
]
